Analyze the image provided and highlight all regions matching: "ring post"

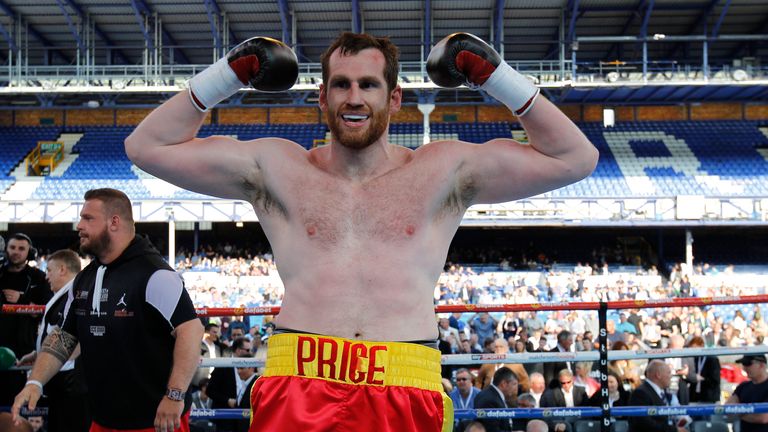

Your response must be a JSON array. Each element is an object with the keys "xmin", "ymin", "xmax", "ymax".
[{"xmin": 599, "ymin": 300, "xmax": 610, "ymax": 432}]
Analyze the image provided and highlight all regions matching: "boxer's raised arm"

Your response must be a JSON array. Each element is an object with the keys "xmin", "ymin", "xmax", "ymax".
[
  {"xmin": 427, "ymin": 33, "xmax": 598, "ymax": 204},
  {"xmin": 125, "ymin": 37, "xmax": 298, "ymax": 200}
]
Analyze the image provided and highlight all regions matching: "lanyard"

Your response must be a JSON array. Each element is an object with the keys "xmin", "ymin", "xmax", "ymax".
[
  {"xmin": 696, "ymin": 357, "xmax": 706, "ymax": 393},
  {"xmin": 458, "ymin": 392, "xmax": 472, "ymax": 409}
]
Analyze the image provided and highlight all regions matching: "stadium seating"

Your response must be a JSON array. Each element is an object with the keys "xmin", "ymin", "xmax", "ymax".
[
  {"xmin": 197, "ymin": 123, "xmax": 327, "ymax": 150},
  {"xmin": 27, "ymin": 124, "xmax": 328, "ymax": 200},
  {"xmin": 553, "ymin": 120, "xmax": 768, "ymax": 198},
  {"xmin": 0, "ymin": 126, "xmax": 61, "ymax": 181},
  {"xmin": 432, "ymin": 121, "xmax": 512, "ymax": 143},
  {"xmin": 4, "ymin": 120, "xmax": 767, "ymax": 200},
  {"xmin": 30, "ymin": 125, "xmax": 152, "ymax": 200}
]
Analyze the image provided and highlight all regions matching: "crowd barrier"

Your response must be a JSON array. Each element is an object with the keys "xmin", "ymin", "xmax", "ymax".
[{"xmin": 5, "ymin": 293, "xmax": 768, "ymax": 316}]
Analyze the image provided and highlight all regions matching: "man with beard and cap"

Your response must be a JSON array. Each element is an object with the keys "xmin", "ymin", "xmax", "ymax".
[
  {"xmin": 124, "ymin": 31, "xmax": 597, "ymax": 431},
  {"xmin": 12, "ymin": 188, "xmax": 203, "ymax": 432},
  {"xmin": 726, "ymin": 355, "xmax": 768, "ymax": 432}
]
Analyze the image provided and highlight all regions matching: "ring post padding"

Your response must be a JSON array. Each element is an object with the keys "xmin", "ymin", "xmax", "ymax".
[{"xmin": 598, "ymin": 300, "xmax": 610, "ymax": 432}]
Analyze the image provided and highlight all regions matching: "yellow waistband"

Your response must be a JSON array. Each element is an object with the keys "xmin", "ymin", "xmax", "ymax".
[{"xmin": 263, "ymin": 333, "xmax": 443, "ymax": 392}]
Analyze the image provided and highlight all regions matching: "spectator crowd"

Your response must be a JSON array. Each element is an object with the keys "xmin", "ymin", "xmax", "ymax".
[{"xmin": 3, "ymin": 236, "xmax": 768, "ymax": 431}]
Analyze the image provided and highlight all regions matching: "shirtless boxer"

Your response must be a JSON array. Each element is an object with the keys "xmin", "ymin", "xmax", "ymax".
[{"xmin": 124, "ymin": 32, "xmax": 598, "ymax": 431}]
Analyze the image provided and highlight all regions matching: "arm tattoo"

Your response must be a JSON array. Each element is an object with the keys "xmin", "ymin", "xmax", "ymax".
[{"xmin": 41, "ymin": 328, "xmax": 79, "ymax": 364}]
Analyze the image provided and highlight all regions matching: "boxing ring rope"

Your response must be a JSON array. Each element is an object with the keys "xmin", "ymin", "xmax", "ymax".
[
  {"xmin": 10, "ymin": 403, "xmax": 768, "ymax": 421},
  {"xmin": 181, "ymin": 403, "xmax": 768, "ymax": 420},
  {"xmin": 457, "ymin": 404, "xmax": 768, "ymax": 420},
  {"xmin": 8, "ymin": 345, "xmax": 767, "ymax": 371},
  {"xmin": 5, "ymin": 293, "xmax": 768, "ymax": 316},
  {"xmin": 4, "ymin": 295, "xmax": 768, "ymax": 429}
]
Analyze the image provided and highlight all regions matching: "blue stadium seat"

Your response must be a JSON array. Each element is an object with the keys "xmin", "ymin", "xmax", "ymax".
[
  {"xmin": 10, "ymin": 121, "xmax": 768, "ymax": 200},
  {"xmin": 564, "ymin": 120, "xmax": 768, "ymax": 197}
]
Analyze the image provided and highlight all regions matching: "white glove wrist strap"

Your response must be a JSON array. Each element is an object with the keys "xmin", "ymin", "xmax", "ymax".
[
  {"xmin": 188, "ymin": 56, "xmax": 245, "ymax": 112},
  {"xmin": 480, "ymin": 62, "xmax": 540, "ymax": 117}
]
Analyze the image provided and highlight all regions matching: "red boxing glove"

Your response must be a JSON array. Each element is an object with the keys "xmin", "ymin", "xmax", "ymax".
[
  {"xmin": 427, "ymin": 32, "xmax": 539, "ymax": 116},
  {"xmin": 189, "ymin": 37, "xmax": 298, "ymax": 112},
  {"xmin": 426, "ymin": 32, "xmax": 500, "ymax": 88}
]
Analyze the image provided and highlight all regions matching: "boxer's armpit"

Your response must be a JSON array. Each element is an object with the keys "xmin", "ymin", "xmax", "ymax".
[{"xmin": 41, "ymin": 328, "xmax": 79, "ymax": 364}]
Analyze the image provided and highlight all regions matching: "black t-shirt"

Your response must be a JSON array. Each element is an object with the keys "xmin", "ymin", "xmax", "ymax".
[
  {"xmin": 733, "ymin": 378, "xmax": 768, "ymax": 432},
  {"xmin": 62, "ymin": 236, "xmax": 198, "ymax": 429},
  {"xmin": 0, "ymin": 265, "xmax": 52, "ymax": 355},
  {"xmin": 627, "ymin": 313, "xmax": 642, "ymax": 332}
]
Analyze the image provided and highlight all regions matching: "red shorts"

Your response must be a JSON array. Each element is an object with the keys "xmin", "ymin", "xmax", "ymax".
[
  {"xmin": 89, "ymin": 411, "xmax": 190, "ymax": 432},
  {"xmin": 250, "ymin": 333, "xmax": 453, "ymax": 432}
]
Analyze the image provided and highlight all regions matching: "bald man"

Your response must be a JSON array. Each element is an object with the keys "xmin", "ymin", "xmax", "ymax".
[
  {"xmin": 527, "ymin": 419, "xmax": 548, "ymax": 432},
  {"xmin": 628, "ymin": 360, "xmax": 686, "ymax": 432}
]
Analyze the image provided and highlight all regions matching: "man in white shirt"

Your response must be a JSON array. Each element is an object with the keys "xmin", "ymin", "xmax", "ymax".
[
  {"xmin": 664, "ymin": 334, "xmax": 689, "ymax": 405},
  {"xmin": 541, "ymin": 369, "xmax": 588, "ymax": 432},
  {"xmin": 15, "ymin": 250, "xmax": 89, "ymax": 432},
  {"xmin": 207, "ymin": 337, "xmax": 253, "ymax": 432},
  {"xmin": 529, "ymin": 372, "xmax": 546, "ymax": 407},
  {"xmin": 194, "ymin": 322, "xmax": 223, "ymax": 387},
  {"xmin": 541, "ymin": 369, "xmax": 588, "ymax": 408},
  {"xmin": 234, "ymin": 354, "xmax": 258, "ymax": 432},
  {"xmin": 438, "ymin": 316, "xmax": 461, "ymax": 349}
]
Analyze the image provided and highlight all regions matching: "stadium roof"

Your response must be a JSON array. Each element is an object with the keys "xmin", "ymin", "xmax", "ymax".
[{"xmin": 0, "ymin": 0, "xmax": 765, "ymax": 107}]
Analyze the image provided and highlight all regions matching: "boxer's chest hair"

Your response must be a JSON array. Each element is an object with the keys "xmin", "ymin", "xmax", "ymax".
[
  {"xmin": 293, "ymin": 170, "xmax": 468, "ymax": 247},
  {"xmin": 298, "ymin": 180, "xmax": 425, "ymax": 246}
]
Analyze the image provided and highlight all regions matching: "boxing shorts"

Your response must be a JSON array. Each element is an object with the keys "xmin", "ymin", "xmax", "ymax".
[{"xmin": 250, "ymin": 332, "xmax": 453, "ymax": 432}]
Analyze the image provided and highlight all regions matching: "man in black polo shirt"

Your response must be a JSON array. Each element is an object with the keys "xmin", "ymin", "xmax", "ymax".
[
  {"xmin": 0, "ymin": 233, "xmax": 51, "ymax": 406},
  {"xmin": 12, "ymin": 188, "xmax": 203, "ymax": 432}
]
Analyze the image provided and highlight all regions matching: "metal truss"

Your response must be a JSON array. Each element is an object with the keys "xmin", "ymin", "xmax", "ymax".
[
  {"xmin": 0, "ymin": 59, "xmax": 765, "ymax": 107},
  {"xmin": 1, "ymin": 197, "xmax": 766, "ymax": 226}
]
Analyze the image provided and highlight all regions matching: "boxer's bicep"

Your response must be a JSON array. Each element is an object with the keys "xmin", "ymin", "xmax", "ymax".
[{"xmin": 132, "ymin": 135, "xmax": 284, "ymax": 201}]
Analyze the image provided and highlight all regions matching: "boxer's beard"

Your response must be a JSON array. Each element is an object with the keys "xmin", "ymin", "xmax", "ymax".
[
  {"xmin": 327, "ymin": 105, "xmax": 389, "ymax": 150},
  {"xmin": 80, "ymin": 227, "xmax": 111, "ymax": 257}
]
